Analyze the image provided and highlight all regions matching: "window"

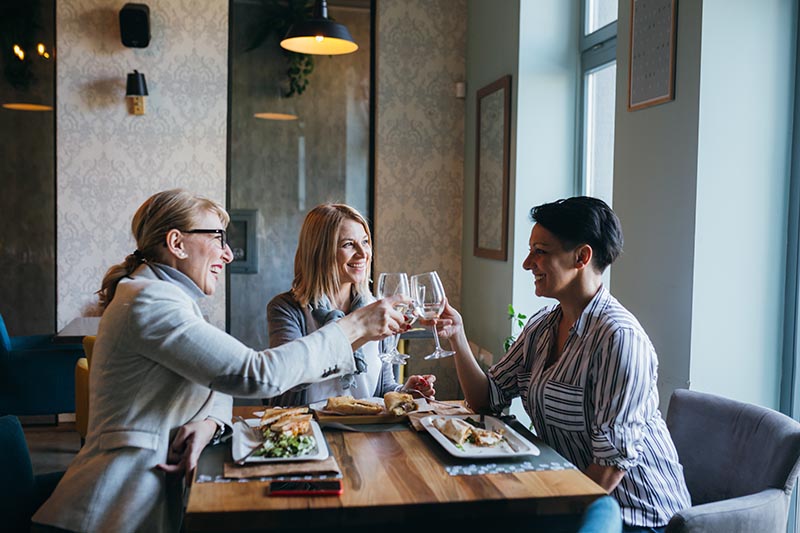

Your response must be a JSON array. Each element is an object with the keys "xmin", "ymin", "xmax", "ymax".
[{"xmin": 579, "ymin": 0, "xmax": 617, "ymax": 208}]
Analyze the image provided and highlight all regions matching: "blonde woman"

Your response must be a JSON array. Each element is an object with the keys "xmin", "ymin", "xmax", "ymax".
[
  {"xmin": 33, "ymin": 190, "xmax": 406, "ymax": 533},
  {"xmin": 267, "ymin": 203, "xmax": 436, "ymax": 406}
]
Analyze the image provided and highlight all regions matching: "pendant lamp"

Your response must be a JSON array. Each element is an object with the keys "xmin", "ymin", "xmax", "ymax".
[{"xmin": 280, "ymin": 0, "xmax": 358, "ymax": 56}]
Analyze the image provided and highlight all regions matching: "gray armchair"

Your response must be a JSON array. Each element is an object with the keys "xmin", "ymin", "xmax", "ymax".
[{"xmin": 665, "ymin": 389, "xmax": 800, "ymax": 533}]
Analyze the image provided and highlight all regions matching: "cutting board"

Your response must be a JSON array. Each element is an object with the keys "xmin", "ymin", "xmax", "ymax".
[{"xmin": 310, "ymin": 397, "xmax": 432, "ymax": 425}]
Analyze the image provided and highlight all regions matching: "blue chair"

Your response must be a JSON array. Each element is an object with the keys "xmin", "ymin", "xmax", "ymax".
[
  {"xmin": 0, "ymin": 415, "xmax": 64, "ymax": 531},
  {"xmin": 0, "ymin": 313, "xmax": 84, "ymax": 416},
  {"xmin": 577, "ymin": 496, "xmax": 622, "ymax": 533}
]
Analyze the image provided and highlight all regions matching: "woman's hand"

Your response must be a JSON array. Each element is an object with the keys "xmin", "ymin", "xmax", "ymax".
[
  {"xmin": 156, "ymin": 419, "xmax": 217, "ymax": 482},
  {"xmin": 403, "ymin": 374, "xmax": 436, "ymax": 398},
  {"xmin": 339, "ymin": 294, "xmax": 410, "ymax": 345},
  {"xmin": 420, "ymin": 298, "xmax": 463, "ymax": 339}
]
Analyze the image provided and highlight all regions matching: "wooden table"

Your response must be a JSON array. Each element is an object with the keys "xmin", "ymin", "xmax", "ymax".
[{"xmin": 184, "ymin": 407, "xmax": 606, "ymax": 532}]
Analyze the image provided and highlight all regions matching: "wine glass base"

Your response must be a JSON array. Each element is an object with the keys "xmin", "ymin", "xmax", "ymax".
[{"xmin": 423, "ymin": 349, "xmax": 455, "ymax": 360}]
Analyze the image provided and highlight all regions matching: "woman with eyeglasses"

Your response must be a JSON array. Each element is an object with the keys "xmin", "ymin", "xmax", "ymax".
[{"xmin": 33, "ymin": 189, "xmax": 407, "ymax": 533}]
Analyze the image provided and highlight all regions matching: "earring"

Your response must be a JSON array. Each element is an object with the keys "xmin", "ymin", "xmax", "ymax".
[{"xmin": 179, "ymin": 251, "xmax": 188, "ymax": 259}]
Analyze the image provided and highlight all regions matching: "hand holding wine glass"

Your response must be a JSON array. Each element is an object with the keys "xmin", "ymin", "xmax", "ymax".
[
  {"xmin": 410, "ymin": 271, "xmax": 455, "ymax": 360},
  {"xmin": 376, "ymin": 273, "xmax": 411, "ymax": 364}
]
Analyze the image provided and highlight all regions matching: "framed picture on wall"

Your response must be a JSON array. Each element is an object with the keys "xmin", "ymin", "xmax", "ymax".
[
  {"xmin": 628, "ymin": 0, "xmax": 678, "ymax": 111},
  {"xmin": 229, "ymin": 209, "xmax": 258, "ymax": 274},
  {"xmin": 474, "ymin": 75, "xmax": 511, "ymax": 261}
]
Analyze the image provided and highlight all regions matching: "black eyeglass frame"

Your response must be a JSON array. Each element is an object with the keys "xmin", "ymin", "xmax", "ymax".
[{"xmin": 184, "ymin": 229, "xmax": 228, "ymax": 249}]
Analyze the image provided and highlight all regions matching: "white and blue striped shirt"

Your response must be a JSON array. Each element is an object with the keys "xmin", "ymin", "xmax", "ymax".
[{"xmin": 488, "ymin": 287, "xmax": 691, "ymax": 527}]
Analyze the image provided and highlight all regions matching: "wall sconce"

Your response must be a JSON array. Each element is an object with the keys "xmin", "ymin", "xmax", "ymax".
[
  {"xmin": 280, "ymin": 0, "xmax": 358, "ymax": 56},
  {"xmin": 125, "ymin": 70, "xmax": 148, "ymax": 115}
]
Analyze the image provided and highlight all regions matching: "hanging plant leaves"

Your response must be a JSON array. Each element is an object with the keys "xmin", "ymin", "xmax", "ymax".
[{"xmin": 245, "ymin": 0, "xmax": 315, "ymax": 98}]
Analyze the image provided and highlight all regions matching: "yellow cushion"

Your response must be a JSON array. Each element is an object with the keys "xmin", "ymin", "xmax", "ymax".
[{"xmin": 75, "ymin": 358, "xmax": 89, "ymax": 440}]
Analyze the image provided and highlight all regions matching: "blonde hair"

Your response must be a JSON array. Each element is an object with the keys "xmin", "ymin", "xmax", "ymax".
[
  {"xmin": 292, "ymin": 204, "xmax": 372, "ymax": 307},
  {"xmin": 97, "ymin": 189, "xmax": 229, "ymax": 307}
]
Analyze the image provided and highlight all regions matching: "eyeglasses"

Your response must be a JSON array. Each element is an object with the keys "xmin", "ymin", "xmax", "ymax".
[{"xmin": 184, "ymin": 229, "xmax": 228, "ymax": 249}]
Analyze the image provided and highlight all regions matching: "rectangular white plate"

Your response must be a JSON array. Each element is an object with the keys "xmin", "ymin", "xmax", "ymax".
[
  {"xmin": 232, "ymin": 418, "xmax": 329, "ymax": 464},
  {"xmin": 420, "ymin": 414, "xmax": 540, "ymax": 459}
]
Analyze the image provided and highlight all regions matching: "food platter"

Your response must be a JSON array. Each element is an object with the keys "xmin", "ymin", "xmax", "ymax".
[
  {"xmin": 305, "ymin": 397, "xmax": 432, "ymax": 425},
  {"xmin": 420, "ymin": 414, "xmax": 540, "ymax": 459},
  {"xmin": 231, "ymin": 418, "xmax": 329, "ymax": 464}
]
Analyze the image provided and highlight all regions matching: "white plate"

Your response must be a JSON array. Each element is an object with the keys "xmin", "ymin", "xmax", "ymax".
[
  {"xmin": 308, "ymin": 396, "xmax": 432, "ymax": 416},
  {"xmin": 231, "ymin": 418, "xmax": 329, "ymax": 464},
  {"xmin": 420, "ymin": 414, "xmax": 540, "ymax": 459}
]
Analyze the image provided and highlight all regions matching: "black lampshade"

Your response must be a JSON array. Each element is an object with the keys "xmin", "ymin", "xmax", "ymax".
[
  {"xmin": 280, "ymin": 0, "xmax": 358, "ymax": 56},
  {"xmin": 126, "ymin": 70, "xmax": 148, "ymax": 96}
]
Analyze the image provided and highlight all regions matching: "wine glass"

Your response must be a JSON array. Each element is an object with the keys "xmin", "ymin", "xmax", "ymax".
[
  {"xmin": 410, "ymin": 271, "xmax": 455, "ymax": 360},
  {"xmin": 376, "ymin": 273, "xmax": 411, "ymax": 365}
]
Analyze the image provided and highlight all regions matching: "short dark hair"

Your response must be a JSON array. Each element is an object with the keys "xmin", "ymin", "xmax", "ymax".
[{"xmin": 530, "ymin": 196, "xmax": 623, "ymax": 272}]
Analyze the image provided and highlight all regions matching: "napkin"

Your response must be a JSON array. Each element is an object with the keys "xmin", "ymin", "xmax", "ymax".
[{"xmin": 223, "ymin": 455, "xmax": 341, "ymax": 479}]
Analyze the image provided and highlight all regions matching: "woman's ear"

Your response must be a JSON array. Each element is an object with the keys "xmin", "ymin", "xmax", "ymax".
[
  {"xmin": 576, "ymin": 244, "xmax": 593, "ymax": 270},
  {"xmin": 165, "ymin": 229, "xmax": 188, "ymax": 260}
]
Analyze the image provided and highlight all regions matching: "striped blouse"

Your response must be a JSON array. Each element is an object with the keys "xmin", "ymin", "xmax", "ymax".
[{"xmin": 487, "ymin": 287, "xmax": 691, "ymax": 527}]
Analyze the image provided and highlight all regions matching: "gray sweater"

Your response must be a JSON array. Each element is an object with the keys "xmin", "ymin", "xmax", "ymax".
[{"xmin": 266, "ymin": 290, "xmax": 402, "ymax": 406}]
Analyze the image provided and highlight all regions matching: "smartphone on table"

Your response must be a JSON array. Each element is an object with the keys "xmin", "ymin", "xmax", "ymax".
[{"xmin": 269, "ymin": 480, "xmax": 343, "ymax": 496}]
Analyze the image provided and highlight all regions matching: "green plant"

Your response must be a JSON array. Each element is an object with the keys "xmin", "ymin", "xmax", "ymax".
[
  {"xmin": 503, "ymin": 304, "xmax": 527, "ymax": 353},
  {"xmin": 246, "ymin": 0, "xmax": 315, "ymax": 97}
]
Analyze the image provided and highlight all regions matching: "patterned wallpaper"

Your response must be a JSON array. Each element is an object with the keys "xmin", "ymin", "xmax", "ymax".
[
  {"xmin": 374, "ymin": 0, "xmax": 467, "ymax": 396},
  {"xmin": 56, "ymin": 0, "xmax": 228, "ymax": 329}
]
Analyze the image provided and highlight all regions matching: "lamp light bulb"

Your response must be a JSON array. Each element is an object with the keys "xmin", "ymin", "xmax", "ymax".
[
  {"xmin": 13, "ymin": 44, "xmax": 24, "ymax": 60},
  {"xmin": 37, "ymin": 43, "xmax": 45, "ymax": 55},
  {"xmin": 315, "ymin": 35, "xmax": 324, "ymax": 42}
]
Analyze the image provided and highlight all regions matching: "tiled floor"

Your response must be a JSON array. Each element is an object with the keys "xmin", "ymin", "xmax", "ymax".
[{"xmin": 23, "ymin": 416, "xmax": 81, "ymax": 475}]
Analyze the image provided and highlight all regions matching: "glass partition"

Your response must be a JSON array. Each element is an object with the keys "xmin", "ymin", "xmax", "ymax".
[
  {"xmin": 0, "ymin": 0, "xmax": 56, "ymax": 335},
  {"xmin": 228, "ymin": 0, "xmax": 372, "ymax": 348}
]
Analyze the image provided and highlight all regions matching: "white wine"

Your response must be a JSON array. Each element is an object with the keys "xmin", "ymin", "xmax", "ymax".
[{"xmin": 416, "ymin": 302, "xmax": 443, "ymax": 320}]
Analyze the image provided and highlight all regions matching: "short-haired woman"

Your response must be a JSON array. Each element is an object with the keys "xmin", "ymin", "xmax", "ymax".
[
  {"xmin": 33, "ymin": 190, "xmax": 406, "ymax": 533},
  {"xmin": 266, "ymin": 203, "xmax": 435, "ymax": 405},
  {"xmin": 437, "ymin": 197, "xmax": 690, "ymax": 532}
]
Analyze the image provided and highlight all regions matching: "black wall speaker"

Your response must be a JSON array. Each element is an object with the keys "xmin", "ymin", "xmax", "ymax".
[{"xmin": 119, "ymin": 3, "xmax": 150, "ymax": 48}]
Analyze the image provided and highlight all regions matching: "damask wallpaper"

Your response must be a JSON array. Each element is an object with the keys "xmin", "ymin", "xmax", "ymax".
[
  {"xmin": 374, "ymin": 0, "xmax": 467, "ymax": 396},
  {"xmin": 55, "ymin": 0, "xmax": 228, "ymax": 329}
]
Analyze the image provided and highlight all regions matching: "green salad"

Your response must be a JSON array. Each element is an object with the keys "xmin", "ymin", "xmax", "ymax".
[{"xmin": 254, "ymin": 431, "xmax": 316, "ymax": 458}]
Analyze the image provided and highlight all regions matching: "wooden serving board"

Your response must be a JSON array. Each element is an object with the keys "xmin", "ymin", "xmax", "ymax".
[{"xmin": 312, "ymin": 410, "xmax": 409, "ymax": 425}]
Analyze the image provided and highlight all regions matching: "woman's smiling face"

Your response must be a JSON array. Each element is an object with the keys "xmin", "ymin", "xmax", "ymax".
[
  {"xmin": 522, "ymin": 224, "xmax": 579, "ymax": 299},
  {"xmin": 336, "ymin": 218, "xmax": 371, "ymax": 287},
  {"xmin": 178, "ymin": 209, "xmax": 233, "ymax": 295}
]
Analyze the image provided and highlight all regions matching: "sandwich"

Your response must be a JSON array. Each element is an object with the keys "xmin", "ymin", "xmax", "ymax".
[
  {"xmin": 470, "ymin": 426, "xmax": 505, "ymax": 446},
  {"xmin": 270, "ymin": 414, "xmax": 313, "ymax": 436},
  {"xmin": 384, "ymin": 391, "xmax": 418, "ymax": 416},
  {"xmin": 259, "ymin": 406, "xmax": 309, "ymax": 427},
  {"xmin": 432, "ymin": 417, "xmax": 473, "ymax": 445},
  {"xmin": 324, "ymin": 396, "xmax": 384, "ymax": 415}
]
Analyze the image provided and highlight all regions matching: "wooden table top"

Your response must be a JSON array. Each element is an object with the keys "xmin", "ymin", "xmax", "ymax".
[{"xmin": 184, "ymin": 406, "xmax": 606, "ymax": 532}]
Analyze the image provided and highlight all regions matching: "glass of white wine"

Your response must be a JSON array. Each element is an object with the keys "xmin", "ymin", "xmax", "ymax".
[
  {"xmin": 410, "ymin": 271, "xmax": 455, "ymax": 360},
  {"xmin": 376, "ymin": 272, "xmax": 411, "ymax": 365}
]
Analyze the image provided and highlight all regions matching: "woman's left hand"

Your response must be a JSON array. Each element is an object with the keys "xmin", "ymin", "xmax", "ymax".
[
  {"xmin": 404, "ymin": 374, "xmax": 436, "ymax": 398},
  {"xmin": 157, "ymin": 419, "xmax": 217, "ymax": 482}
]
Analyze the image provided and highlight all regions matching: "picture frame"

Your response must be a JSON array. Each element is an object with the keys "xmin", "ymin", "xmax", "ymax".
[
  {"xmin": 474, "ymin": 74, "xmax": 511, "ymax": 261},
  {"xmin": 628, "ymin": 0, "xmax": 678, "ymax": 111},
  {"xmin": 229, "ymin": 209, "xmax": 258, "ymax": 274}
]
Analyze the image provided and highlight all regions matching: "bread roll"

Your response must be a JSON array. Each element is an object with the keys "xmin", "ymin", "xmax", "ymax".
[
  {"xmin": 324, "ymin": 396, "xmax": 384, "ymax": 415},
  {"xmin": 384, "ymin": 391, "xmax": 418, "ymax": 416}
]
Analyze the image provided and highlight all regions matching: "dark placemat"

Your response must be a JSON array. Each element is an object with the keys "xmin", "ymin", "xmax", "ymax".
[{"xmin": 421, "ymin": 415, "xmax": 575, "ymax": 476}]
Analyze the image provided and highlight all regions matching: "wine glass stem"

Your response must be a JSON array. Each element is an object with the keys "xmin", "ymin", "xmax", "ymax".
[{"xmin": 432, "ymin": 319, "xmax": 443, "ymax": 351}]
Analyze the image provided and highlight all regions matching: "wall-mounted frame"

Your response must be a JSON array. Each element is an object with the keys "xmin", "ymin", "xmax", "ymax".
[
  {"xmin": 474, "ymin": 75, "xmax": 511, "ymax": 261},
  {"xmin": 229, "ymin": 209, "xmax": 258, "ymax": 274},
  {"xmin": 628, "ymin": 0, "xmax": 677, "ymax": 111}
]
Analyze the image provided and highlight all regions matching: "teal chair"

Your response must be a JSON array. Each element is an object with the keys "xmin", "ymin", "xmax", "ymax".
[
  {"xmin": 0, "ymin": 415, "xmax": 63, "ymax": 531},
  {"xmin": 0, "ymin": 313, "xmax": 84, "ymax": 416}
]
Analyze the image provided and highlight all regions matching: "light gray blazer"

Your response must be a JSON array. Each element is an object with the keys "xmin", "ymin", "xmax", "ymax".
[{"xmin": 33, "ymin": 265, "xmax": 355, "ymax": 533}]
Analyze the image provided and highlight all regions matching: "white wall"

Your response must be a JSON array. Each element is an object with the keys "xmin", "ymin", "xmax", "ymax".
[
  {"xmin": 461, "ymin": 0, "xmax": 519, "ymax": 357},
  {"xmin": 614, "ymin": 0, "xmax": 797, "ymax": 411},
  {"xmin": 690, "ymin": 0, "xmax": 796, "ymax": 408}
]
